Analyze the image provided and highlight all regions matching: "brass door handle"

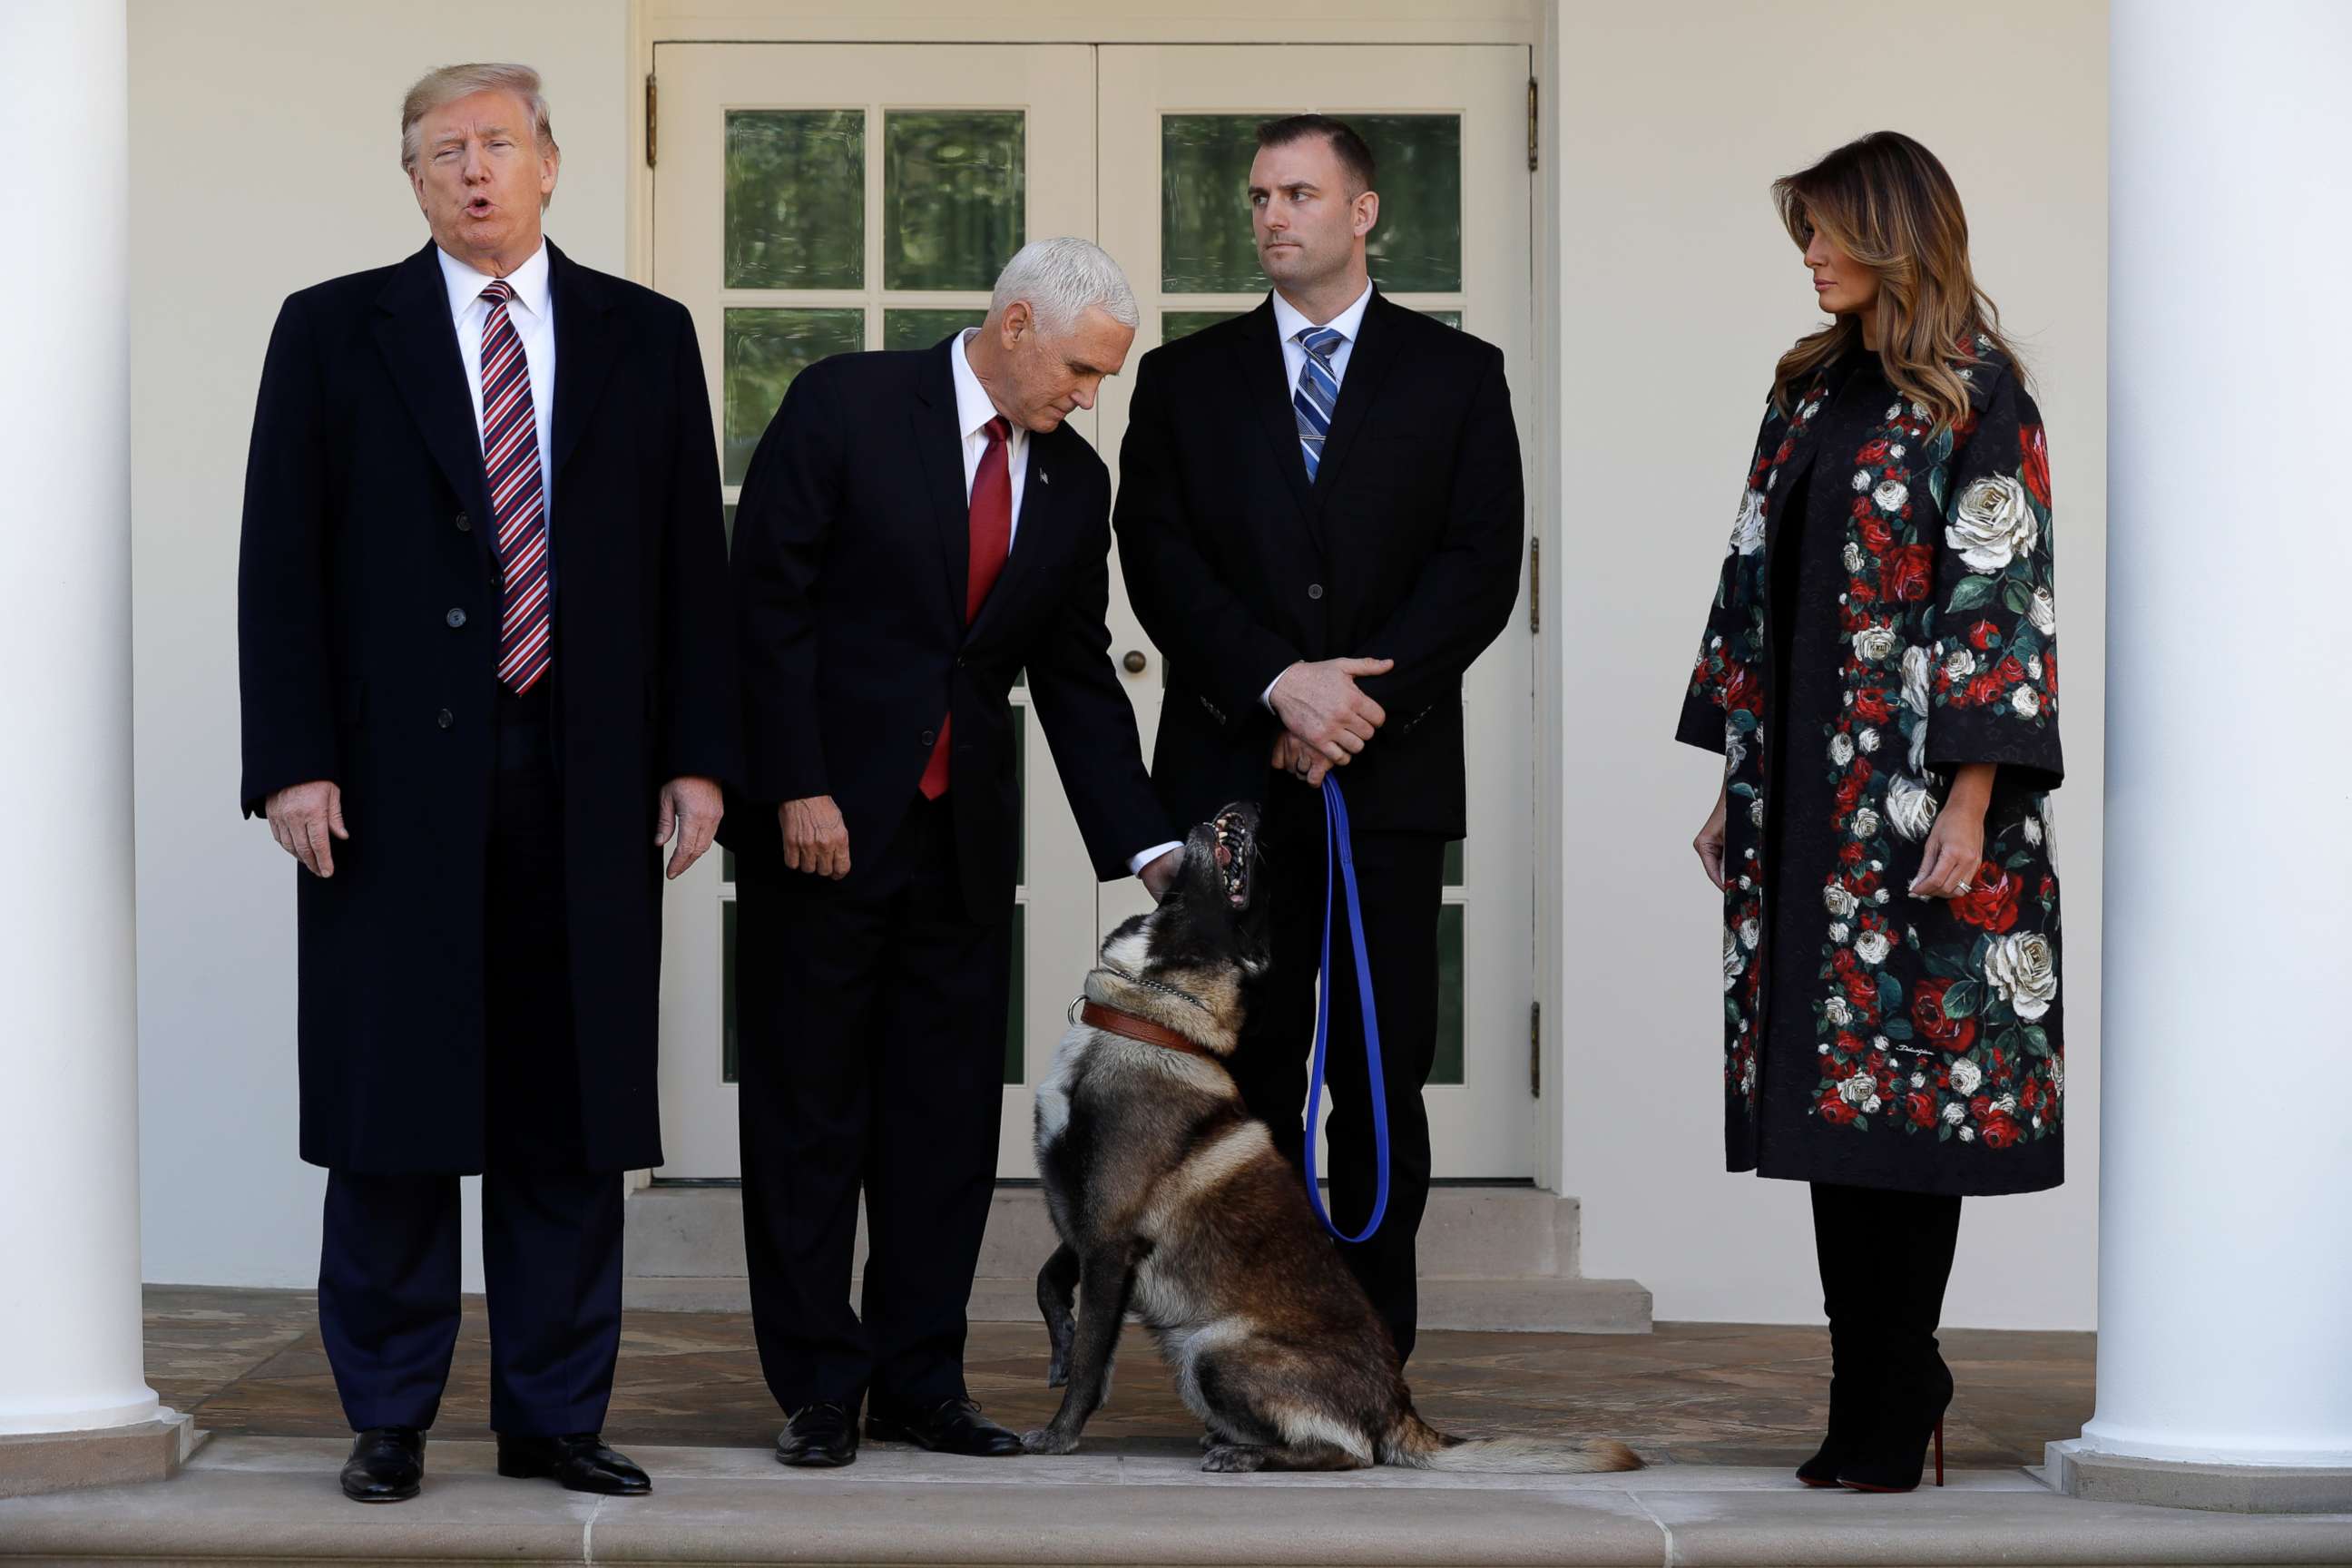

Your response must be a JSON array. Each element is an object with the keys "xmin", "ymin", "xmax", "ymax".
[{"xmin": 1122, "ymin": 651, "xmax": 1149, "ymax": 674}]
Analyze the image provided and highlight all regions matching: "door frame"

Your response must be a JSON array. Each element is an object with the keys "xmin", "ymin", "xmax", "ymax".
[{"xmin": 623, "ymin": 0, "xmax": 1570, "ymax": 1195}]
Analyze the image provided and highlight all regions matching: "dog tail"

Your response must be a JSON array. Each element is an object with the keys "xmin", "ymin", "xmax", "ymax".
[{"xmin": 1381, "ymin": 1409, "xmax": 1642, "ymax": 1475}]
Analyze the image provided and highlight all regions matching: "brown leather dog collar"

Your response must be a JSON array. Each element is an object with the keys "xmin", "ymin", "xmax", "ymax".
[{"xmin": 1080, "ymin": 999, "xmax": 1217, "ymax": 1060}]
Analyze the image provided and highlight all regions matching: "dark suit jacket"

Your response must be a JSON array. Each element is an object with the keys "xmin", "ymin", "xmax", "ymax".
[
  {"xmin": 1114, "ymin": 290, "xmax": 1525, "ymax": 838},
  {"xmin": 726, "ymin": 339, "xmax": 1169, "ymax": 920},
  {"xmin": 237, "ymin": 239, "xmax": 739, "ymax": 1174}
]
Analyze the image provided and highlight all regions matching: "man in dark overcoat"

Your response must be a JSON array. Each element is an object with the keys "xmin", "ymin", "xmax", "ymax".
[
  {"xmin": 236, "ymin": 62, "xmax": 737, "ymax": 1504},
  {"xmin": 1114, "ymin": 115, "xmax": 1524, "ymax": 1366}
]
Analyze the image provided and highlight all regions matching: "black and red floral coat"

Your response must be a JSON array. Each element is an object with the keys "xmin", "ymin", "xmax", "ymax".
[{"xmin": 1676, "ymin": 339, "xmax": 2065, "ymax": 1197}]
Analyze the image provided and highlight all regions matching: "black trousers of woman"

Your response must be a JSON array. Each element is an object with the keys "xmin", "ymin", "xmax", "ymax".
[{"xmin": 1806, "ymin": 1183, "xmax": 1961, "ymax": 1490}]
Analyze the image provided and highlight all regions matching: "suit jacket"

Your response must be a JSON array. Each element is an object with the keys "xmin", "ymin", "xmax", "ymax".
[
  {"xmin": 236, "ymin": 239, "xmax": 740, "ymax": 1174},
  {"xmin": 725, "ymin": 338, "xmax": 1169, "ymax": 920},
  {"xmin": 1114, "ymin": 290, "xmax": 1526, "ymax": 838}
]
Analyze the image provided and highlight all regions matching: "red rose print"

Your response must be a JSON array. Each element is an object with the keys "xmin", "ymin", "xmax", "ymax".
[
  {"xmin": 1953, "ymin": 409, "xmax": 1980, "ymax": 439},
  {"xmin": 1979, "ymin": 1114, "xmax": 2023, "ymax": 1149},
  {"xmin": 1911, "ymin": 978, "xmax": 1978, "ymax": 1052},
  {"xmin": 1819, "ymin": 1090, "xmax": 1858, "ymax": 1126},
  {"xmin": 1907, "ymin": 1092, "xmax": 1936, "ymax": 1128},
  {"xmin": 1854, "ymin": 688, "xmax": 1893, "ymax": 723},
  {"xmin": 2019, "ymin": 425, "xmax": 2052, "ymax": 508},
  {"xmin": 1840, "ymin": 842, "xmax": 1866, "ymax": 867},
  {"xmin": 1969, "ymin": 621, "xmax": 2002, "ymax": 651},
  {"xmin": 1949, "ymin": 861, "xmax": 2020, "ymax": 932},
  {"xmin": 1857, "ymin": 438, "xmax": 1890, "ymax": 464},
  {"xmin": 1964, "ymin": 672, "xmax": 2005, "ymax": 707},
  {"xmin": 1842, "ymin": 967, "xmax": 1880, "ymax": 1015},
  {"xmin": 1997, "ymin": 656, "xmax": 2027, "ymax": 685},
  {"xmin": 1883, "ymin": 544, "xmax": 1935, "ymax": 603},
  {"xmin": 1722, "ymin": 664, "xmax": 1760, "ymax": 714},
  {"xmin": 1860, "ymin": 516, "xmax": 1895, "ymax": 554},
  {"xmin": 1776, "ymin": 438, "xmax": 1796, "ymax": 464}
]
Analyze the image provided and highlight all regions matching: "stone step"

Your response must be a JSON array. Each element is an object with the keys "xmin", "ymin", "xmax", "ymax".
[{"xmin": 622, "ymin": 1182, "xmax": 1652, "ymax": 1334}]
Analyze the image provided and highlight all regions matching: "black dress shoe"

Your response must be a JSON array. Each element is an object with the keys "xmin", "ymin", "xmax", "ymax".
[
  {"xmin": 495, "ymin": 1432, "xmax": 652, "ymax": 1495},
  {"xmin": 776, "ymin": 1403, "xmax": 858, "ymax": 1468},
  {"xmin": 866, "ymin": 1396, "xmax": 1024, "ymax": 1457},
  {"xmin": 340, "ymin": 1426, "xmax": 425, "ymax": 1503}
]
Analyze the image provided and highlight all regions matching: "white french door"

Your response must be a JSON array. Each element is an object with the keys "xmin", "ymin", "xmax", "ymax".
[{"xmin": 651, "ymin": 40, "xmax": 1536, "ymax": 1181}]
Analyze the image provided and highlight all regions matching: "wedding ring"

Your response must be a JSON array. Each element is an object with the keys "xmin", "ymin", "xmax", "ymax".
[{"xmin": 1955, "ymin": 880, "xmax": 1973, "ymax": 893}]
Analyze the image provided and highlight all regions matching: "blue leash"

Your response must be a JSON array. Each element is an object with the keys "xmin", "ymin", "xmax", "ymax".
[{"xmin": 1300, "ymin": 774, "xmax": 1390, "ymax": 1243}]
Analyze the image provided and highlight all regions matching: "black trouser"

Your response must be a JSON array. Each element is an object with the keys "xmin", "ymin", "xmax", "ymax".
[
  {"xmin": 1809, "ymin": 1182, "xmax": 1962, "ymax": 1367},
  {"xmin": 736, "ymin": 793, "xmax": 1013, "ymax": 1417},
  {"xmin": 317, "ymin": 682, "xmax": 624, "ymax": 1437},
  {"xmin": 1226, "ymin": 781, "xmax": 1446, "ymax": 1364}
]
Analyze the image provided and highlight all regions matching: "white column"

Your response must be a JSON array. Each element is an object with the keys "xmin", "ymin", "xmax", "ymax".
[
  {"xmin": 0, "ymin": 1, "xmax": 159, "ymax": 1438},
  {"xmin": 2061, "ymin": 0, "xmax": 2352, "ymax": 1499}
]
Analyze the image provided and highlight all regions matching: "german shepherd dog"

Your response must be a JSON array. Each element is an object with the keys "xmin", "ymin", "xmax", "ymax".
[{"xmin": 1024, "ymin": 801, "xmax": 1640, "ymax": 1475}]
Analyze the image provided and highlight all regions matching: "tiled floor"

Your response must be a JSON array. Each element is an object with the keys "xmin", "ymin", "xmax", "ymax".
[{"xmin": 143, "ymin": 1287, "xmax": 2092, "ymax": 1468}]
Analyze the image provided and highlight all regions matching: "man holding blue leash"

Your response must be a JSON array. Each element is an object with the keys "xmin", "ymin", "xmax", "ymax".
[{"xmin": 1114, "ymin": 114, "xmax": 1524, "ymax": 1363}]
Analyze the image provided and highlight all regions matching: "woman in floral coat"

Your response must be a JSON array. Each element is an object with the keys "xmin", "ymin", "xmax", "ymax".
[{"xmin": 1677, "ymin": 132, "xmax": 2063, "ymax": 1494}]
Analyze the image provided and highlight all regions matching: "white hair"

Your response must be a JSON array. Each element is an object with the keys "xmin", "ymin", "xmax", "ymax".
[
  {"xmin": 990, "ymin": 237, "xmax": 1140, "ymax": 337},
  {"xmin": 400, "ymin": 63, "xmax": 558, "ymax": 203}
]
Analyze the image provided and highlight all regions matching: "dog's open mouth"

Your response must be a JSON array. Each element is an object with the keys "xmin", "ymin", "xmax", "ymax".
[{"xmin": 1212, "ymin": 810, "xmax": 1252, "ymax": 908}]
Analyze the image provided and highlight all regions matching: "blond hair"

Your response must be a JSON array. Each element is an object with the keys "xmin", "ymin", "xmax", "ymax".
[
  {"xmin": 1769, "ymin": 131, "xmax": 2025, "ymax": 436},
  {"xmin": 400, "ymin": 63, "xmax": 558, "ymax": 208}
]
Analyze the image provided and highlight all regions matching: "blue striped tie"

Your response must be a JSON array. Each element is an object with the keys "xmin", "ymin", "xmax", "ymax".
[{"xmin": 1292, "ymin": 326, "xmax": 1347, "ymax": 481}]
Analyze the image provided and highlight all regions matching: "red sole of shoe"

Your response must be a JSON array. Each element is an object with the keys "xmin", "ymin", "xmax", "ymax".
[{"xmin": 1797, "ymin": 1475, "xmax": 1843, "ymax": 1489}]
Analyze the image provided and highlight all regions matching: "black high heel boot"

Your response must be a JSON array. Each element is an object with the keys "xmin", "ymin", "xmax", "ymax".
[
  {"xmin": 1837, "ymin": 1191, "xmax": 1961, "ymax": 1493},
  {"xmin": 1797, "ymin": 1184, "xmax": 1867, "ymax": 1488}
]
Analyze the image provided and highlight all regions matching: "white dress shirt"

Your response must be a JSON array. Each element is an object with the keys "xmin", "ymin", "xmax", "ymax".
[
  {"xmin": 948, "ymin": 328, "xmax": 1030, "ymax": 540},
  {"xmin": 951, "ymin": 333, "xmax": 1176, "ymax": 878},
  {"xmin": 438, "ymin": 243, "xmax": 555, "ymax": 528},
  {"xmin": 1260, "ymin": 280, "xmax": 1376, "ymax": 713},
  {"xmin": 1270, "ymin": 278, "xmax": 1374, "ymax": 407}
]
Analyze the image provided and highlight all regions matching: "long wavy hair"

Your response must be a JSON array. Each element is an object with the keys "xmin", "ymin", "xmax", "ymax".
[{"xmin": 1769, "ymin": 132, "xmax": 2024, "ymax": 436}]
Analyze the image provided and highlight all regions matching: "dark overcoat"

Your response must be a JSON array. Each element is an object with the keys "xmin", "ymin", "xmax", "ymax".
[
  {"xmin": 237, "ymin": 240, "xmax": 740, "ymax": 1174},
  {"xmin": 1676, "ymin": 339, "xmax": 2066, "ymax": 1195}
]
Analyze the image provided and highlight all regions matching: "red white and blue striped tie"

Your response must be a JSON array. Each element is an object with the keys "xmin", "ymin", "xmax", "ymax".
[{"xmin": 478, "ymin": 279, "xmax": 551, "ymax": 695}]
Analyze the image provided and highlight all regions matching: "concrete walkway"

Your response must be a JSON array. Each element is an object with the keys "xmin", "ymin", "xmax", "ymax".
[{"xmin": 5, "ymin": 1434, "xmax": 2351, "ymax": 1564}]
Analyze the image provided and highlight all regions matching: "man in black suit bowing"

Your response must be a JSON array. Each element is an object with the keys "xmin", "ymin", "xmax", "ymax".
[
  {"xmin": 730, "ymin": 238, "xmax": 1180, "ymax": 1466},
  {"xmin": 237, "ymin": 64, "xmax": 736, "ymax": 1503},
  {"xmin": 1115, "ymin": 116, "xmax": 1524, "ymax": 1365}
]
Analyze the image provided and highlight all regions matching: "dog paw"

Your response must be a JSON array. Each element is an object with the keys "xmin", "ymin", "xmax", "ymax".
[
  {"xmin": 1021, "ymin": 1427, "xmax": 1079, "ymax": 1456},
  {"xmin": 1200, "ymin": 1443, "xmax": 1267, "ymax": 1474}
]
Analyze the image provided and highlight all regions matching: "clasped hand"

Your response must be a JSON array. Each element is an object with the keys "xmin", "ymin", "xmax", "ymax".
[{"xmin": 1269, "ymin": 656, "xmax": 1393, "ymax": 787}]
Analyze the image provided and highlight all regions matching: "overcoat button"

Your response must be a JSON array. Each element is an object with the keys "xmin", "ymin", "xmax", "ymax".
[
  {"xmin": 446, "ymin": 608, "xmax": 466, "ymax": 628},
  {"xmin": 1307, "ymin": 583, "xmax": 1324, "ymax": 600},
  {"xmin": 454, "ymin": 512, "xmax": 471, "ymax": 533},
  {"xmin": 436, "ymin": 709, "xmax": 454, "ymax": 730},
  {"xmin": 921, "ymin": 730, "xmax": 936, "ymax": 747}
]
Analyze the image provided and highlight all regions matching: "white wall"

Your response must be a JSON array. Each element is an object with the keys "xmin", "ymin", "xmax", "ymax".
[
  {"xmin": 1544, "ymin": 0, "xmax": 2110, "ymax": 1328},
  {"xmin": 129, "ymin": 0, "xmax": 631, "ymax": 1289}
]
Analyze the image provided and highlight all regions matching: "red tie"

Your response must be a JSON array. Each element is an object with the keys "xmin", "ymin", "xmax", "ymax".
[
  {"xmin": 478, "ymin": 279, "xmax": 551, "ymax": 695},
  {"xmin": 919, "ymin": 416, "xmax": 1014, "ymax": 799}
]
